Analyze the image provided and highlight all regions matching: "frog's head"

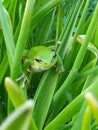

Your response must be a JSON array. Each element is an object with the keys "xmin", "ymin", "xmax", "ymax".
[
  {"xmin": 25, "ymin": 57, "xmax": 53, "ymax": 72},
  {"xmin": 24, "ymin": 46, "xmax": 53, "ymax": 72}
]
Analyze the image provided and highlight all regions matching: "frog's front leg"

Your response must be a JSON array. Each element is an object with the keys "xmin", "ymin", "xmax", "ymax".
[
  {"xmin": 49, "ymin": 43, "xmax": 64, "ymax": 73},
  {"xmin": 16, "ymin": 73, "xmax": 29, "ymax": 88},
  {"xmin": 56, "ymin": 54, "xmax": 65, "ymax": 73},
  {"xmin": 16, "ymin": 73, "xmax": 26, "ymax": 82},
  {"xmin": 52, "ymin": 54, "xmax": 64, "ymax": 73}
]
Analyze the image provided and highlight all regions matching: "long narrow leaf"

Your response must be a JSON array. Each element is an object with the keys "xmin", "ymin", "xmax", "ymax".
[
  {"xmin": 11, "ymin": 0, "xmax": 35, "ymax": 80},
  {"xmin": 0, "ymin": 2, "xmax": 15, "ymax": 67},
  {"xmin": 0, "ymin": 100, "xmax": 34, "ymax": 130},
  {"xmin": 5, "ymin": 77, "xmax": 38, "ymax": 130},
  {"xmin": 44, "ymin": 77, "xmax": 98, "ymax": 130},
  {"xmin": 34, "ymin": 69, "xmax": 59, "ymax": 130},
  {"xmin": 52, "ymin": 2, "xmax": 98, "ymax": 112}
]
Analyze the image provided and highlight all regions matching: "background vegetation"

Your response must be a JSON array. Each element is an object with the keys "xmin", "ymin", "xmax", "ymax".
[{"xmin": 0, "ymin": 0, "xmax": 98, "ymax": 130}]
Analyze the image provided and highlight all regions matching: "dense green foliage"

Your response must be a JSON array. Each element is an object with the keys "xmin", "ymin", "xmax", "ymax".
[{"xmin": 0, "ymin": 0, "xmax": 98, "ymax": 130}]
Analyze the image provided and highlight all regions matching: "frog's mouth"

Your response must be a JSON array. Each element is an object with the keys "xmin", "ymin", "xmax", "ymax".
[
  {"xmin": 27, "ymin": 65, "xmax": 43, "ymax": 72},
  {"xmin": 27, "ymin": 64, "xmax": 51, "ymax": 72}
]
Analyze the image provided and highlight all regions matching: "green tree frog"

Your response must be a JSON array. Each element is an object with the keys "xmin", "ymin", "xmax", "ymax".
[{"xmin": 24, "ymin": 46, "xmax": 64, "ymax": 73}]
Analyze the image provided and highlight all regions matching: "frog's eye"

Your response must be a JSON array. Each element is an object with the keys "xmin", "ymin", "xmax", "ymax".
[{"xmin": 35, "ymin": 58, "xmax": 41, "ymax": 62}]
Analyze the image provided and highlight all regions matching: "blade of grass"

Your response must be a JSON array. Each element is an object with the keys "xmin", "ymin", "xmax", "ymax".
[
  {"xmin": 81, "ymin": 61, "xmax": 98, "ymax": 91},
  {"xmin": 34, "ymin": 9, "xmax": 55, "ymax": 46},
  {"xmin": 76, "ymin": 35, "xmax": 98, "ymax": 57},
  {"xmin": 57, "ymin": 0, "xmax": 83, "ymax": 58},
  {"xmin": 34, "ymin": 0, "xmax": 51, "ymax": 12},
  {"xmin": 63, "ymin": 0, "xmax": 90, "ymax": 69},
  {"xmin": 31, "ymin": 0, "xmax": 62, "ymax": 28},
  {"xmin": 56, "ymin": 4, "xmax": 62, "ymax": 41},
  {"xmin": 8, "ymin": 0, "xmax": 35, "ymax": 113},
  {"xmin": 60, "ymin": 0, "xmax": 76, "ymax": 40},
  {"xmin": 2, "ymin": 0, "xmax": 11, "ymax": 8},
  {"xmin": 0, "ymin": 100, "xmax": 34, "ymax": 130},
  {"xmin": 5, "ymin": 77, "xmax": 26, "ymax": 107},
  {"xmin": 94, "ymin": 23, "xmax": 98, "ymax": 48},
  {"xmin": 85, "ymin": 92, "xmax": 98, "ymax": 124},
  {"xmin": 81, "ymin": 106, "xmax": 91, "ymax": 130},
  {"xmin": 0, "ymin": 1, "xmax": 15, "ymax": 67},
  {"xmin": 52, "ymin": 2, "xmax": 98, "ymax": 113},
  {"xmin": 71, "ymin": 102, "xmax": 91, "ymax": 130},
  {"xmin": 0, "ymin": 54, "xmax": 9, "ymax": 84},
  {"xmin": 77, "ymin": 65, "xmax": 98, "ymax": 79},
  {"xmin": 44, "ymin": 77, "xmax": 98, "ymax": 130},
  {"xmin": 11, "ymin": 0, "xmax": 35, "ymax": 80},
  {"xmin": 5, "ymin": 77, "xmax": 38, "ymax": 130},
  {"xmin": 34, "ymin": 69, "xmax": 59, "ymax": 130},
  {"xmin": 15, "ymin": 0, "xmax": 62, "ymax": 42},
  {"xmin": 8, "ymin": 0, "xmax": 18, "ymax": 29}
]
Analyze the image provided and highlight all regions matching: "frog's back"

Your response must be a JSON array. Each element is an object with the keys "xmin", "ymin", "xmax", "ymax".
[{"xmin": 28, "ymin": 46, "xmax": 53, "ymax": 63}]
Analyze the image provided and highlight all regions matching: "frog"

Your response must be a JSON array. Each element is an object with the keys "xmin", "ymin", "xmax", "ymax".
[
  {"xmin": 24, "ymin": 45, "xmax": 64, "ymax": 73},
  {"xmin": 16, "ymin": 45, "xmax": 64, "ymax": 88}
]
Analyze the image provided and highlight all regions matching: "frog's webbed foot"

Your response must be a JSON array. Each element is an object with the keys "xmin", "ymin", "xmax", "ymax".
[{"xmin": 16, "ymin": 74, "xmax": 29, "ymax": 88}]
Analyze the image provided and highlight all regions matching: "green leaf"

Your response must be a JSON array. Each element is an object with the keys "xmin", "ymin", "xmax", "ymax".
[
  {"xmin": 0, "ymin": 1, "xmax": 15, "ymax": 67},
  {"xmin": 81, "ymin": 106, "xmax": 91, "ymax": 130},
  {"xmin": 5, "ymin": 77, "xmax": 26, "ymax": 108},
  {"xmin": 34, "ymin": 10, "xmax": 55, "ymax": 46},
  {"xmin": 4, "ymin": 77, "xmax": 38, "ymax": 130},
  {"xmin": 11, "ymin": 0, "xmax": 36, "ymax": 80},
  {"xmin": 31, "ymin": 0, "xmax": 62, "ymax": 27},
  {"xmin": 0, "ymin": 100, "xmax": 34, "ymax": 130},
  {"xmin": 57, "ymin": 0, "xmax": 83, "ymax": 58},
  {"xmin": 34, "ymin": 69, "xmax": 59, "ymax": 130},
  {"xmin": 52, "ymin": 2, "xmax": 98, "ymax": 114},
  {"xmin": 0, "ymin": 54, "xmax": 8, "ymax": 85},
  {"xmin": 44, "ymin": 77, "xmax": 98, "ymax": 130},
  {"xmin": 72, "ymin": 103, "xmax": 91, "ymax": 130},
  {"xmin": 85, "ymin": 92, "xmax": 98, "ymax": 124}
]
